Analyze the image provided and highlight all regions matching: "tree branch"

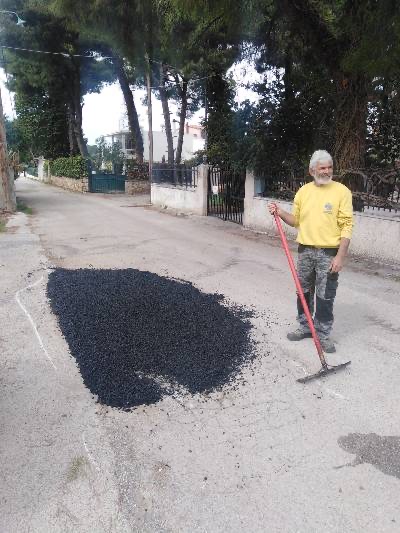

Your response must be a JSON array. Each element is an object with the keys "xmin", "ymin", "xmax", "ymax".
[{"xmin": 281, "ymin": 0, "xmax": 342, "ymax": 67}]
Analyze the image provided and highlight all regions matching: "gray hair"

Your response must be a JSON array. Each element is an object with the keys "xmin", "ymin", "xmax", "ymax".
[{"xmin": 309, "ymin": 150, "xmax": 333, "ymax": 170}]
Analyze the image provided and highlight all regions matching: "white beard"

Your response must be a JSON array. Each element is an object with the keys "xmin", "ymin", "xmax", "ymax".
[{"xmin": 314, "ymin": 174, "xmax": 333, "ymax": 186}]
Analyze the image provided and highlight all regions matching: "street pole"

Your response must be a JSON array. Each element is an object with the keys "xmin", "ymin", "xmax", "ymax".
[
  {"xmin": 145, "ymin": 53, "xmax": 154, "ymax": 184},
  {"xmin": 0, "ymin": 85, "xmax": 16, "ymax": 211},
  {"xmin": 204, "ymin": 79, "xmax": 208, "ymax": 152}
]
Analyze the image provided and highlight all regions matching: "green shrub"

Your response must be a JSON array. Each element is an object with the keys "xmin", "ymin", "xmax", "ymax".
[
  {"xmin": 17, "ymin": 201, "xmax": 33, "ymax": 215},
  {"xmin": 50, "ymin": 156, "xmax": 88, "ymax": 179}
]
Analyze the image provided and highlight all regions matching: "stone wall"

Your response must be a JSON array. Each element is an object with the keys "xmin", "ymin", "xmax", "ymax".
[
  {"xmin": 125, "ymin": 179, "xmax": 150, "ymax": 195},
  {"xmin": 27, "ymin": 171, "xmax": 88, "ymax": 193},
  {"xmin": 49, "ymin": 175, "xmax": 89, "ymax": 193}
]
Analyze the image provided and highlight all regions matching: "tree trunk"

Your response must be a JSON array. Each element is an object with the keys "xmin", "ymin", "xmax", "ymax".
[
  {"xmin": 333, "ymin": 73, "xmax": 369, "ymax": 171},
  {"xmin": 0, "ymin": 87, "xmax": 16, "ymax": 212},
  {"xmin": 114, "ymin": 56, "xmax": 144, "ymax": 163},
  {"xmin": 159, "ymin": 64, "xmax": 174, "ymax": 165},
  {"xmin": 283, "ymin": 47, "xmax": 294, "ymax": 102},
  {"xmin": 73, "ymin": 101, "xmax": 89, "ymax": 159},
  {"xmin": 67, "ymin": 60, "xmax": 89, "ymax": 159},
  {"xmin": 67, "ymin": 102, "xmax": 79, "ymax": 155},
  {"xmin": 175, "ymin": 80, "xmax": 188, "ymax": 164}
]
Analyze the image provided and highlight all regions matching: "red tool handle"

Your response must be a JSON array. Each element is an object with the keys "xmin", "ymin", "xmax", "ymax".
[{"xmin": 273, "ymin": 211, "xmax": 328, "ymax": 369}]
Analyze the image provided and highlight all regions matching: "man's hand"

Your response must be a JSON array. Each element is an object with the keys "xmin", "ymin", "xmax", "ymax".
[
  {"xmin": 330, "ymin": 237, "xmax": 350, "ymax": 272},
  {"xmin": 330, "ymin": 254, "xmax": 345, "ymax": 273},
  {"xmin": 268, "ymin": 202, "xmax": 280, "ymax": 216},
  {"xmin": 268, "ymin": 202, "xmax": 297, "ymax": 227}
]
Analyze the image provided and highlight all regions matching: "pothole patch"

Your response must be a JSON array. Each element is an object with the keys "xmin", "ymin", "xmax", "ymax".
[{"xmin": 47, "ymin": 268, "xmax": 256, "ymax": 410}]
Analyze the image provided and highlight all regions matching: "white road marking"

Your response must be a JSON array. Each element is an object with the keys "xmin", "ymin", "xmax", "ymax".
[
  {"xmin": 82, "ymin": 433, "xmax": 101, "ymax": 472},
  {"xmin": 15, "ymin": 275, "xmax": 57, "ymax": 370},
  {"xmin": 290, "ymin": 360, "xmax": 308, "ymax": 375},
  {"xmin": 324, "ymin": 388, "xmax": 347, "ymax": 400}
]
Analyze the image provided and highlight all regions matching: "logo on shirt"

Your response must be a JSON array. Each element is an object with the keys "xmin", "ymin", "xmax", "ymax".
[{"xmin": 323, "ymin": 202, "xmax": 333, "ymax": 214}]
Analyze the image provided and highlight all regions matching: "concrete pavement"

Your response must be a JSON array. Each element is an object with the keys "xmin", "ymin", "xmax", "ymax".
[{"xmin": 1, "ymin": 177, "xmax": 399, "ymax": 532}]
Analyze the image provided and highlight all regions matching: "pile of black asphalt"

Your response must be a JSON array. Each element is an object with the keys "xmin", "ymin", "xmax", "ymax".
[{"xmin": 47, "ymin": 268, "xmax": 255, "ymax": 409}]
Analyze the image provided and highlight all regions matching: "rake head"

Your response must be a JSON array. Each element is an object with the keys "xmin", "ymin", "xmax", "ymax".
[{"xmin": 297, "ymin": 360, "xmax": 351, "ymax": 384}]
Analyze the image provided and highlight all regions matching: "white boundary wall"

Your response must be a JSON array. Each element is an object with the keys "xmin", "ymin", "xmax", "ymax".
[
  {"xmin": 244, "ymin": 170, "xmax": 400, "ymax": 265},
  {"xmin": 151, "ymin": 164, "xmax": 208, "ymax": 216}
]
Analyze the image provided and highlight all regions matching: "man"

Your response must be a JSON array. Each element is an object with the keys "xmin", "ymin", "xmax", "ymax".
[{"xmin": 268, "ymin": 150, "xmax": 353, "ymax": 353}]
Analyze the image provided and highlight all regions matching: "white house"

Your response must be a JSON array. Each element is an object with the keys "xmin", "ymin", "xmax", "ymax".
[{"xmin": 105, "ymin": 122, "xmax": 205, "ymax": 163}]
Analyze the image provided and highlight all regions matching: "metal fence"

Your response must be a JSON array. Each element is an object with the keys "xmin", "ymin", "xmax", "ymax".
[
  {"xmin": 25, "ymin": 166, "xmax": 38, "ymax": 177},
  {"xmin": 89, "ymin": 173, "xmax": 125, "ymax": 193},
  {"xmin": 259, "ymin": 167, "xmax": 400, "ymax": 212},
  {"xmin": 151, "ymin": 163, "xmax": 198, "ymax": 188},
  {"xmin": 208, "ymin": 166, "xmax": 246, "ymax": 224}
]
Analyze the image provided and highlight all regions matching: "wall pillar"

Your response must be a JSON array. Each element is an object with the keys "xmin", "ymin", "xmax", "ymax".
[
  {"xmin": 37, "ymin": 156, "xmax": 45, "ymax": 181},
  {"xmin": 197, "ymin": 163, "xmax": 209, "ymax": 216},
  {"xmin": 243, "ymin": 168, "xmax": 255, "ymax": 227}
]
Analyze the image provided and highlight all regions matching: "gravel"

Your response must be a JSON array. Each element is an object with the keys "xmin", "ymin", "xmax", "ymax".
[{"xmin": 47, "ymin": 268, "xmax": 254, "ymax": 409}]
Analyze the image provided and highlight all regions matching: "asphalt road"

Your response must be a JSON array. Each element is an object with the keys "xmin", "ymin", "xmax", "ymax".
[{"xmin": 1, "ymin": 177, "xmax": 399, "ymax": 532}]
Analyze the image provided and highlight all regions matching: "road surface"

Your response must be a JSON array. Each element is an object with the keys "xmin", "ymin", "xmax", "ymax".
[{"xmin": 1, "ymin": 177, "xmax": 399, "ymax": 532}]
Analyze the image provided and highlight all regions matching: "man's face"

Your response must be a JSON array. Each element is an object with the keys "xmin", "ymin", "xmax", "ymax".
[{"xmin": 311, "ymin": 160, "xmax": 333, "ymax": 185}]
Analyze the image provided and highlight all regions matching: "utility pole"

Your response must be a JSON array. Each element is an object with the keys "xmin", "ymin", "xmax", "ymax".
[
  {"xmin": 145, "ymin": 53, "xmax": 153, "ymax": 183},
  {"xmin": 0, "ymin": 85, "xmax": 16, "ymax": 211},
  {"xmin": 204, "ymin": 79, "xmax": 208, "ymax": 152}
]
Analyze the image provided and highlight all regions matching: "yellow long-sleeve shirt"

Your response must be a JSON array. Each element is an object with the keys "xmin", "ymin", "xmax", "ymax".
[{"xmin": 292, "ymin": 181, "xmax": 353, "ymax": 247}]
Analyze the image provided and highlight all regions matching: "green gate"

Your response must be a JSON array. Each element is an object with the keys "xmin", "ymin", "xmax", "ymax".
[{"xmin": 89, "ymin": 173, "xmax": 125, "ymax": 193}]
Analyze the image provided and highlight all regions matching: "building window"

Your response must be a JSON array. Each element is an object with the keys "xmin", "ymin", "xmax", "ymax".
[{"xmin": 125, "ymin": 136, "xmax": 134, "ymax": 150}]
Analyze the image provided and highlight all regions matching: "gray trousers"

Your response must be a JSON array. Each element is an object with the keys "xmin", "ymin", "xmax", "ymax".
[{"xmin": 296, "ymin": 245, "xmax": 339, "ymax": 339}]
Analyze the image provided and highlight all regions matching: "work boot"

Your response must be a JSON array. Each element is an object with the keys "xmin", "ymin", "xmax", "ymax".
[
  {"xmin": 320, "ymin": 337, "xmax": 336, "ymax": 353},
  {"xmin": 287, "ymin": 328, "xmax": 312, "ymax": 341}
]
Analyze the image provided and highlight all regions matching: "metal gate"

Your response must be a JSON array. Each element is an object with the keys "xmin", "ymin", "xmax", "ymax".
[
  {"xmin": 89, "ymin": 173, "xmax": 125, "ymax": 193},
  {"xmin": 207, "ymin": 166, "xmax": 245, "ymax": 224}
]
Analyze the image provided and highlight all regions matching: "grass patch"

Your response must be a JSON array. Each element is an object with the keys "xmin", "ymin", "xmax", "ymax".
[
  {"xmin": 0, "ymin": 219, "xmax": 6, "ymax": 233},
  {"xmin": 17, "ymin": 201, "xmax": 33, "ymax": 215},
  {"xmin": 66, "ymin": 456, "xmax": 89, "ymax": 483}
]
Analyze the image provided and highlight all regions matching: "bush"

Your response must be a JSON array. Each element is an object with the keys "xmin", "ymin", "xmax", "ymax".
[
  {"xmin": 125, "ymin": 160, "xmax": 149, "ymax": 181},
  {"xmin": 50, "ymin": 156, "xmax": 89, "ymax": 179}
]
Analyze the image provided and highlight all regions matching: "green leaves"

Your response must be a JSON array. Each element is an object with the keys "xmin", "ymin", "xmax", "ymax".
[
  {"xmin": 13, "ymin": 92, "xmax": 70, "ymax": 160},
  {"xmin": 50, "ymin": 156, "xmax": 89, "ymax": 178}
]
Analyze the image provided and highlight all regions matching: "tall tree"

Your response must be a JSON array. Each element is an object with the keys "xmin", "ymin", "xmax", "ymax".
[
  {"xmin": 271, "ymin": 0, "xmax": 400, "ymax": 169},
  {"xmin": 112, "ymin": 54, "xmax": 144, "ymax": 163},
  {"xmin": 158, "ymin": 63, "xmax": 175, "ymax": 164},
  {"xmin": 367, "ymin": 78, "xmax": 400, "ymax": 166},
  {"xmin": 1, "ymin": 2, "xmax": 115, "ymax": 159},
  {"xmin": 0, "ymin": 87, "xmax": 16, "ymax": 211},
  {"xmin": 50, "ymin": 0, "xmax": 152, "ymax": 162}
]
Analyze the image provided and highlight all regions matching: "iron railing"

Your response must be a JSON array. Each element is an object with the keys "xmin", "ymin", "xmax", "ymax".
[
  {"xmin": 208, "ymin": 166, "xmax": 246, "ymax": 224},
  {"xmin": 25, "ymin": 166, "xmax": 38, "ymax": 177},
  {"xmin": 89, "ymin": 173, "xmax": 125, "ymax": 193},
  {"xmin": 259, "ymin": 167, "xmax": 400, "ymax": 213},
  {"xmin": 151, "ymin": 163, "xmax": 198, "ymax": 188}
]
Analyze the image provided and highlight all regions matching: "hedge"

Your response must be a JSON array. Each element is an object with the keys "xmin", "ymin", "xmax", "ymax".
[{"xmin": 50, "ymin": 156, "xmax": 89, "ymax": 179}]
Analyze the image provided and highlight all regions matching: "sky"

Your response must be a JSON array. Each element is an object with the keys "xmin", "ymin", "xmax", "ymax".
[{"xmin": 1, "ymin": 60, "xmax": 261, "ymax": 145}]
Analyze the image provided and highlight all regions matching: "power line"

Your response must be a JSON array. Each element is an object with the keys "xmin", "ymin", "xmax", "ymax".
[
  {"xmin": 0, "ymin": 44, "xmax": 114, "ymax": 59},
  {"xmin": 148, "ymin": 74, "xmax": 215, "ymax": 90},
  {"xmin": 0, "ymin": 44, "xmax": 217, "ymax": 89}
]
